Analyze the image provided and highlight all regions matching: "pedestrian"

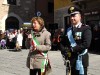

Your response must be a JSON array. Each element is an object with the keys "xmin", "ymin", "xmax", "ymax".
[
  {"xmin": 52, "ymin": 28, "xmax": 64, "ymax": 50},
  {"xmin": 26, "ymin": 17, "xmax": 51, "ymax": 75},
  {"xmin": 60, "ymin": 6, "xmax": 92, "ymax": 75}
]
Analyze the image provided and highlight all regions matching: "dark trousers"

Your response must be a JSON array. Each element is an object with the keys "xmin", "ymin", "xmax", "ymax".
[
  {"xmin": 30, "ymin": 69, "xmax": 41, "ymax": 75},
  {"xmin": 71, "ymin": 67, "xmax": 87, "ymax": 75},
  {"xmin": 30, "ymin": 69, "xmax": 46, "ymax": 75}
]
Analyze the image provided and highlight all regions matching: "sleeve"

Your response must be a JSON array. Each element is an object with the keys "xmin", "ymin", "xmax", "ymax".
[
  {"xmin": 36, "ymin": 31, "xmax": 51, "ymax": 51},
  {"xmin": 72, "ymin": 26, "xmax": 92, "ymax": 52}
]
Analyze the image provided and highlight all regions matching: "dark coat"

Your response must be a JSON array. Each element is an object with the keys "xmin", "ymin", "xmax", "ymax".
[{"xmin": 60, "ymin": 24, "xmax": 92, "ymax": 67}]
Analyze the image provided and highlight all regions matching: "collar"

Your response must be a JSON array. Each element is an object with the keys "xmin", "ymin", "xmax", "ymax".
[
  {"xmin": 41, "ymin": 27, "xmax": 46, "ymax": 33},
  {"xmin": 73, "ymin": 22, "xmax": 82, "ymax": 28},
  {"xmin": 33, "ymin": 27, "xmax": 46, "ymax": 34}
]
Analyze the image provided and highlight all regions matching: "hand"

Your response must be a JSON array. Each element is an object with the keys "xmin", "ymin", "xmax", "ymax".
[
  {"xmin": 69, "ymin": 46, "xmax": 73, "ymax": 52},
  {"xmin": 61, "ymin": 49, "xmax": 68, "ymax": 57},
  {"xmin": 30, "ymin": 45, "xmax": 36, "ymax": 52},
  {"xmin": 61, "ymin": 47, "xmax": 72, "ymax": 58}
]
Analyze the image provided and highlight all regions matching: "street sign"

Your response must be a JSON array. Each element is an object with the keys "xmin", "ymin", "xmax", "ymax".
[{"xmin": 37, "ymin": 11, "xmax": 41, "ymax": 17}]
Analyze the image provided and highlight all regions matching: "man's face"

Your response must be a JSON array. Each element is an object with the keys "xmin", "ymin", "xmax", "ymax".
[{"xmin": 70, "ymin": 13, "xmax": 81, "ymax": 25}]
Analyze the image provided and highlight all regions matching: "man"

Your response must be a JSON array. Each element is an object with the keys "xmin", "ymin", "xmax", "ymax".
[{"xmin": 60, "ymin": 6, "xmax": 92, "ymax": 75}]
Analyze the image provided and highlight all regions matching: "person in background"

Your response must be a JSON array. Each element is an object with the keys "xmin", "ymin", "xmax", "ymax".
[
  {"xmin": 52, "ymin": 28, "xmax": 64, "ymax": 50},
  {"xmin": 22, "ymin": 29, "xmax": 28, "ymax": 49},
  {"xmin": 60, "ymin": 6, "xmax": 92, "ymax": 75},
  {"xmin": 13, "ymin": 29, "xmax": 18, "ymax": 49},
  {"xmin": 16, "ymin": 29, "xmax": 23, "ymax": 51},
  {"xmin": 25, "ymin": 30, "xmax": 31, "ymax": 49},
  {"xmin": 8, "ymin": 31, "xmax": 15, "ymax": 49},
  {"xmin": 26, "ymin": 17, "xmax": 51, "ymax": 75}
]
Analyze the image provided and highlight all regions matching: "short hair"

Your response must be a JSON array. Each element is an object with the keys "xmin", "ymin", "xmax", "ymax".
[{"xmin": 31, "ymin": 17, "xmax": 44, "ymax": 27}]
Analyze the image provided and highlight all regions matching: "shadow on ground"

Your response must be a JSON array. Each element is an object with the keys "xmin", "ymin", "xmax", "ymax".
[{"xmin": 8, "ymin": 49, "xmax": 22, "ymax": 52}]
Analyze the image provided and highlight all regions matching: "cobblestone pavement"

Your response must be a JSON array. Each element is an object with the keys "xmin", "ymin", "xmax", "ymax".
[
  {"xmin": 88, "ymin": 52, "xmax": 100, "ymax": 75},
  {"xmin": 0, "ymin": 49, "xmax": 100, "ymax": 75},
  {"xmin": 0, "ymin": 49, "xmax": 29, "ymax": 75}
]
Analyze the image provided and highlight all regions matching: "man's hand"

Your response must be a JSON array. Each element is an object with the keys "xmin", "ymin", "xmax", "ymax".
[{"xmin": 61, "ymin": 47, "xmax": 72, "ymax": 58}]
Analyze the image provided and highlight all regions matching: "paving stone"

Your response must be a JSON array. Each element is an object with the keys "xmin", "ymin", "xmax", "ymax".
[{"xmin": 0, "ymin": 49, "xmax": 100, "ymax": 75}]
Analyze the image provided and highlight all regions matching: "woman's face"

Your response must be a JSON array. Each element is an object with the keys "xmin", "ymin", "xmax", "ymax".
[{"xmin": 32, "ymin": 20, "xmax": 41, "ymax": 31}]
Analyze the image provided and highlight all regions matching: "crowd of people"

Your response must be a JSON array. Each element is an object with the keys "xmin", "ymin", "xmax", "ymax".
[{"xmin": 0, "ymin": 28, "xmax": 31, "ymax": 51}]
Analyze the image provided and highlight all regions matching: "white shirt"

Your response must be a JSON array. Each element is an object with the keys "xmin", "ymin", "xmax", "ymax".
[{"xmin": 73, "ymin": 22, "xmax": 82, "ymax": 28}]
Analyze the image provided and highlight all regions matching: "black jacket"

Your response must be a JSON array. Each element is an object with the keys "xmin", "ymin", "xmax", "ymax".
[{"xmin": 60, "ymin": 24, "xmax": 92, "ymax": 67}]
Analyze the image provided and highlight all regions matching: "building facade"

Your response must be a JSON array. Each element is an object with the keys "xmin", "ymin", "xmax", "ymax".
[
  {"xmin": 36, "ymin": 0, "xmax": 54, "ymax": 30},
  {"xmin": 54, "ymin": 0, "xmax": 73, "ymax": 29},
  {"xmin": 54, "ymin": 0, "xmax": 100, "ymax": 29},
  {"xmin": 0, "ymin": 0, "xmax": 54, "ymax": 32}
]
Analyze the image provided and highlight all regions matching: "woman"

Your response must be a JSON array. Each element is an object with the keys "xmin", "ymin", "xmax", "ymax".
[
  {"xmin": 27, "ymin": 17, "xmax": 51, "ymax": 75},
  {"xmin": 16, "ymin": 29, "xmax": 23, "ymax": 51}
]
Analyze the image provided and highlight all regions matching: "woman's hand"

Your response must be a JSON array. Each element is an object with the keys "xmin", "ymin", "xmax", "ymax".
[{"xmin": 30, "ymin": 45, "xmax": 36, "ymax": 52}]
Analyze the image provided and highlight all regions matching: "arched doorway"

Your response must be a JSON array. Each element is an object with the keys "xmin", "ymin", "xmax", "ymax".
[{"xmin": 6, "ymin": 16, "xmax": 19, "ymax": 30}]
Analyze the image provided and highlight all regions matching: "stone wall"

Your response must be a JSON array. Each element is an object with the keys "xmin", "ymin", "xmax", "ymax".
[
  {"xmin": 54, "ymin": 6, "xmax": 70, "ymax": 28},
  {"xmin": 0, "ymin": 0, "xmax": 35, "ymax": 31}
]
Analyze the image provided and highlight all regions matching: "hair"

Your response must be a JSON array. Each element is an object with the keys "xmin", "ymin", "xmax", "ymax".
[{"xmin": 31, "ymin": 17, "xmax": 44, "ymax": 28}]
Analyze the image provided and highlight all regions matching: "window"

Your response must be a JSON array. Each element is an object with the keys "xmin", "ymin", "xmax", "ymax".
[
  {"xmin": 7, "ymin": 0, "xmax": 16, "ymax": 5},
  {"xmin": 48, "ymin": 2, "xmax": 54, "ymax": 13},
  {"xmin": 3, "ymin": 0, "xmax": 20, "ymax": 6}
]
